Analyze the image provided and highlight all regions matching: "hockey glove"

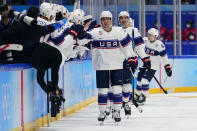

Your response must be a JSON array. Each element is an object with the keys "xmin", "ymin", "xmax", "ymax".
[
  {"xmin": 75, "ymin": 24, "xmax": 88, "ymax": 39},
  {"xmin": 78, "ymin": 31, "xmax": 88, "ymax": 39},
  {"xmin": 128, "ymin": 56, "xmax": 138, "ymax": 73},
  {"xmin": 55, "ymin": 11, "xmax": 63, "ymax": 21},
  {"xmin": 68, "ymin": 29, "xmax": 78, "ymax": 39},
  {"xmin": 84, "ymin": 41, "xmax": 92, "ymax": 50},
  {"xmin": 68, "ymin": 24, "xmax": 80, "ymax": 39},
  {"xmin": 142, "ymin": 56, "xmax": 151, "ymax": 70},
  {"xmin": 164, "ymin": 64, "xmax": 172, "ymax": 77}
]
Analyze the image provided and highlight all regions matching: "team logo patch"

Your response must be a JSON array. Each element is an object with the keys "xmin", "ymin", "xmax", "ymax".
[
  {"xmin": 99, "ymin": 31, "xmax": 103, "ymax": 35},
  {"xmin": 155, "ymin": 44, "xmax": 158, "ymax": 48}
]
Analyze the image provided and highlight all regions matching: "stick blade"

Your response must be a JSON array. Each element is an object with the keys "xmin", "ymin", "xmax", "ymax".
[
  {"xmin": 0, "ymin": 44, "xmax": 23, "ymax": 51},
  {"xmin": 9, "ymin": 44, "xmax": 23, "ymax": 51}
]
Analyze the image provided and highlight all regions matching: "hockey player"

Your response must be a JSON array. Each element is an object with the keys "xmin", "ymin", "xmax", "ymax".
[
  {"xmin": 135, "ymin": 28, "xmax": 172, "ymax": 105},
  {"xmin": 48, "ymin": 8, "xmax": 86, "ymax": 61},
  {"xmin": 83, "ymin": 11, "xmax": 151, "ymax": 123},
  {"xmin": 83, "ymin": 15, "xmax": 92, "ymax": 31},
  {"xmin": 117, "ymin": 11, "xmax": 149, "ymax": 116},
  {"xmin": 37, "ymin": 4, "xmax": 75, "ymax": 62},
  {"xmin": 37, "ymin": 5, "xmax": 56, "ymax": 43}
]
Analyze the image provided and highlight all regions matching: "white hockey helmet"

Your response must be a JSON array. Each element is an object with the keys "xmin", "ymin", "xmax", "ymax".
[
  {"xmin": 40, "ymin": 5, "xmax": 55, "ymax": 20},
  {"xmin": 72, "ymin": 9, "xmax": 85, "ymax": 24},
  {"xmin": 148, "ymin": 28, "xmax": 159, "ymax": 38},
  {"xmin": 100, "ymin": 11, "xmax": 112, "ymax": 19},
  {"xmin": 118, "ymin": 11, "xmax": 130, "ymax": 18},
  {"xmin": 61, "ymin": 6, "xmax": 69, "ymax": 15},
  {"xmin": 73, "ymin": 9, "xmax": 85, "ymax": 17},
  {"xmin": 54, "ymin": 5, "xmax": 69, "ymax": 14},
  {"xmin": 83, "ymin": 15, "xmax": 92, "ymax": 22},
  {"xmin": 40, "ymin": 2, "xmax": 51, "ymax": 10},
  {"xmin": 67, "ymin": 12, "xmax": 74, "ymax": 22}
]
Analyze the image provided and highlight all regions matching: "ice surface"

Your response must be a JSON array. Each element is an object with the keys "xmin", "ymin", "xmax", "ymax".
[{"xmin": 37, "ymin": 92, "xmax": 197, "ymax": 131}]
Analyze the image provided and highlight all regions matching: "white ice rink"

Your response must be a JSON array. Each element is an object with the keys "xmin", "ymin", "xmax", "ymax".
[{"xmin": 37, "ymin": 92, "xmax": 197, "ymax": 131}]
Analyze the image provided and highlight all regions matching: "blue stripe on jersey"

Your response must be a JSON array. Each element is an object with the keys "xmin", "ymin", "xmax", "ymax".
[
  {"xmin": 134, "ymin": 36, "xmax": 144, "ymax": 46},
  {"xmin": 92, "ymin": 39, "xmax": 119, "ymax": 49},
  {"xmin": 145, "ymin": 46, "xmax": 160, "ymax": 56},
  {"xmin": 48, "ymin": 28, "xmax": 69, "ymax": 45},
  {"xmin": 160, "ymin": 50, "xmax": 167, "ymax": 57},
  {"xmin": 52, "ymin": 18, "xmax": 67, "ymax": 30},
  {"xmin": 120, "ymin": 34, "xmax": 132, "ymax": 47},
  {"xmin": 87, "ymin": 33, "xmax": 92, "ymax": 39}
]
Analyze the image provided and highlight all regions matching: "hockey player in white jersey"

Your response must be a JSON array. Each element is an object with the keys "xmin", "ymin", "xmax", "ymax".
[
  {"xmin": 37, "ymin": 5, "xmax": 56, "ymax": 43},
  {"xmin": 113, "ymin": 11, "xmax": 149, "ymax": 116},
  {"xmin": 37, "ymin": 4, "xmax": 83, "ymax": 62},
  {"xmin": 49, "ymin": 9, "xmax": 86, "ymax": 61},
  {"xmin": 135, "ymin": 28, "xmax": 172, "ymax": 104},
  {"xmin": 84, "ymin": 11, "xmax": 151, "ymax": 124}
]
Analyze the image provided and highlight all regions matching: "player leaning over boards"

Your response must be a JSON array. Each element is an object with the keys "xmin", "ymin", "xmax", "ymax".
[
  {"xmin": 135, "ymin": 28, "xmax": 172, "ymax": 105},
  {"xmin": 82, "ymin": 11, "xmax": 151, "ymax": 124}
]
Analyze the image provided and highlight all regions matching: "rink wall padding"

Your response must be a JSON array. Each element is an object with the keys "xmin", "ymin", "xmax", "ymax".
[
  {"xmin": 1, "ymin": 57, "xmax": 197, "ymax": 130},
  {"xmin": 149, "ymin": 56, "xmax": 197, "ymax": 94},
  {"xmin": 0, "ymin": 59, "xmax": 96, "ymax": 131}
]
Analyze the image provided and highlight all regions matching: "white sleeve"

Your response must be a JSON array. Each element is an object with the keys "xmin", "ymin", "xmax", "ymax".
[
  {"xmin": 158, "ymin": 41, "xmax": 170, "ymax": 66},
  {"xmin": 132, "ymin": 28, "xmax": 148, "ymax": 59},
  {"xmin": 60, "ymin": 35, "xmax": 76, "ymax": 50},
  {"xmin": 118, "ymin": 29, "xmax": 135, "ymax": 58},
  {"xmin": 77, "ymin": 39, "xmax": 91, "ymax": 46}
]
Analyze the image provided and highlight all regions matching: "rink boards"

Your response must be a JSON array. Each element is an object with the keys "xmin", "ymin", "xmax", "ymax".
[
  {"xmin": 0, "ymin": 57, "xmax": 197, "ymax": 131},
  {"xmin": 0, "ymin": 60, "xmax": 96, "ymax": 131},
  {"xmin": 149, "ymin": 56, "xmax": 197, "ymax": 93}
]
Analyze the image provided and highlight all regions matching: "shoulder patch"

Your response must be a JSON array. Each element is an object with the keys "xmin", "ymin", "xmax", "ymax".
[
  {"xmin": 155, "ymin": 44, "xmax": 159, "ymax": 48},
  {"xmin": 99, "ymin": 31, "xmax": 103, "ymax": 35},
  {"xmin": 161, "ymin": 44, "xmax": 165, "ymax": 48}
]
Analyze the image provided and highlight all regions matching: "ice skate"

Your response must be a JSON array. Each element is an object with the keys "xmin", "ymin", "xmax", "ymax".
[
  {"xmin": 123, "ymin": 102, "xmax": 131, "ymax": 118},
  {"xmin": 98, "ymin": 111, "xmax": 106, "ymax": 125},
  {"xmin": 113, "ymin": 110, "xmax": 121, "ymax": 124}
]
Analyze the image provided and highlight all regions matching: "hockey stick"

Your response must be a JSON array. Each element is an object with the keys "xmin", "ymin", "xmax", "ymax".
[
  {"xmin": 130, "ymin": 71, "xmax": 143, "ymax": 113},
  {"xmin": 73, "ymin": 0, "xmax": 80, "ymax": 11},
  {"xmin": 148, "ymin": 69, "xmax": 174, "ymax": 94},
  {"xmin": 119, "ymin": 30, "xmax": 142, "ymax": 113},
  {"xmin": 130, "ymin": 29, "xmax": 143, "ymax": 113},
  {"xmin": 0, "ymin": 44, "xmax": 23, "ymax": 53},
  {"xmin": 46, "ymin": 70, "xmax": 50, "ymax": 127}
]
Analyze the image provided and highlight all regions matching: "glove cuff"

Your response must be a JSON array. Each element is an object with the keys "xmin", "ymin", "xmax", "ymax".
[
  {"xmin": 142, "ymin": 56, "xmax": 150, "ymax": 62},
  {"xmin": 68, "ymin": 30, "xmax": 78, "ymax": 39},
  {"xmin": 164, "ymin": 64, "xmax": 171, "ymax": 69},
  {"xmin": 128, "ymin": 56, "xmax": 137, "ymax": 62}
]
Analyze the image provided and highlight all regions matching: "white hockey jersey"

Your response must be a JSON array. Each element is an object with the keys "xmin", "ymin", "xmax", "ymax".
[
  {"xmin": 48, "ymin": 20, "xmax": 77, "ymax": 61},
  {"xmin": 37, "ymin": 17, "xmax": 77, "ymax": 61},
  {"xmin": 124, "ymin": 27, "xmax": 148, "ymax": 59},
  {"xmin": 143, "ymin": 37, "xmax": 169, "ymax": 70},
  {"xmin": 48, "ymin": 20, "xmax": 73, "ymax": 46},
  {"xmin": 87, "ymin": 26, "xmax": 135, "ymax": 70},
  {"xmin": 37, "ymin": 17, "xmax": 54, "ymax": 43}
]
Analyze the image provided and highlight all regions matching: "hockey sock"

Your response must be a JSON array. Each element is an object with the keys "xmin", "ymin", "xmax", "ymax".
[
  {"xmin": 122, "ymin": 84, "xmax": 131, "ymax": 103},
  {"xmin": 112, "ymin": 85, "xmax": 122, "ymax": 111},
  {"xmin": 98, "ymin": 88, "xmax": 108, "ymax": 112}
]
